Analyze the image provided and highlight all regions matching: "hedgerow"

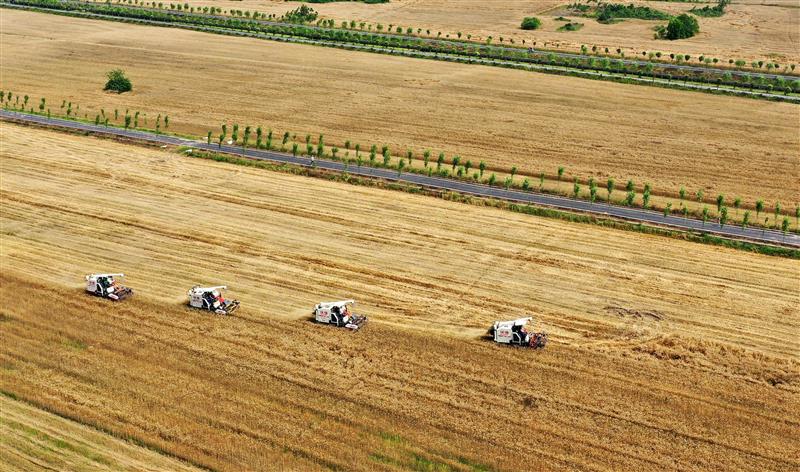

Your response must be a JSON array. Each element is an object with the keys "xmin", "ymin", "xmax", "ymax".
[
  {"xmin": 690, "ymin": 0, "xmax": 729, "ymax": 18},
  {"xmin": 595, "ymin": 3, "xmax": 670, "ymax": 22}
]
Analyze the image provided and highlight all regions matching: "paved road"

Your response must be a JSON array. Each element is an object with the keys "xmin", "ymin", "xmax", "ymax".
[
  {"xmin": 3, "ymin": 109, "xmax": 798, "ymax": 248},
  {"xmin": 5, "ymin": 4, "xmax": 796, "ymax": 102},
  {"xmin": 10, "ymin": 0, "xmax": 798, "ymax": 83}
]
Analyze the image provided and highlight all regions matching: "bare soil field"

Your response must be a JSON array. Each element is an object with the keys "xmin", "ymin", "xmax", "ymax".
[
  {"xmin": 175, "ymin": 0, "xmax": 800, "ymax": 63},
  {"xmin": 1, "ymin": 123, "xmax": 799, "ymax": 470},
  {"xmin": 2, "ymin": 10, "xmax": 798, "ymax": 207},
  {"xmin": 0, "ymin": 394, "xmax": 201, "ymax": 471}
]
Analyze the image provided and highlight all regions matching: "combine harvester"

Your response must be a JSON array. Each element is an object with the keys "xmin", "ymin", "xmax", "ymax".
[
  {"xmin": 489, "ymin": 317, "xmax": 547, "ymax": 348},
  {"xmin": 85, "ymin": 273, "xmax": 133, "ymax": 301},
  {"xmin": 187, "ymin": 285, "xmax": 240, "ymax": 315},
  {"xmin": 313, "ymin": 300, "xmax": 367, "ymax": 330}
]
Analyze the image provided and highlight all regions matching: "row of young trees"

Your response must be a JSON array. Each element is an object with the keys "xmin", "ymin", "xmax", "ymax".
[
  {"xmin": 99, "ymin": 0, "xmax": 477, "ymax": 40},
  {"xmin": 674, "ymin": 188, "xmax": 794, "ymax": 234},
  {"xmin": 0, "ymin": 90, "xmax": 169, "ymax": 132},
  {"xmin": 2, "ymin": 85, "xmax": 794, "ymax": 234},
  {"xmin": 2, "ymin": 88, "xmax": 795, "ymax": 234},
  {"xmin": 579, "ymin": 44, "xmax": 792, "ymax": 73},
  {"xmin": 84, "ymin": 0, "xmax": 799, "ymax": 76},
  {"xmin": 208, "ymin": 122, "xmax": 798, "ymax": 233}
]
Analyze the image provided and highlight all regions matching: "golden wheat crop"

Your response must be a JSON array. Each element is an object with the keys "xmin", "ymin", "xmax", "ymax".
[
  {"xmin": 157, "ymin": 0, "xmax": 800, "ymax": 63},
  {"xmin": 0, "ymin": 394, "xmax": 201, "ymax": 471},
  {"xmin": 2, "ymin": 10, "xmax": 798, "ymax": 207},
  {"xmin": 1, "ymin": 123, "xmax": 798, "ymax": 470}
]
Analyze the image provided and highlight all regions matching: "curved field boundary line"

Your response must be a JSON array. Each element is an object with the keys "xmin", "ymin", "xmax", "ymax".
[{"xmin": 2, "ymin": 109, "xmax": 798, "ymax": 248}]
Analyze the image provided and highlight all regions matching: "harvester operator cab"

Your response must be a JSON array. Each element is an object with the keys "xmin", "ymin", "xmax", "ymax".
[
  {"xmin": 188, "ymin": 286, "xmax": 240, "ymax": 315},
  {"xmin": 202, "ymin": 289, "xmax": 223, "ymax": 310},
  {"xmin": 490, "ymin": 317, "xmax": 547, "ymax": 348},
  {"xmin": 313, "ymin": 300, "xmax": 367, "ymax": 330},
  {"xmin": 331, "ymin": 303, "xmax": 351, "ymax": 323},
  {"xmin": 97, "ymin": 275, "xmax": 112, "ymax": 292},
  {"xmin": 85, "ymin": 273, "xmax": 132, "ymax": 301}
]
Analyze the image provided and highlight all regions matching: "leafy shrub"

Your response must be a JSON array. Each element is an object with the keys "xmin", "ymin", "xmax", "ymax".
[
  {"xmin": 690, "ymin": 0, "xmax": 728, "ymax": 18},
  {"xmin": 282, "ymin": 5, "xmax": 317, "ymax": 23},
  {"xmin": 520, "ymin": 17, "xmax": 542, "ymax": 30},
  {"xmin": 558, "ymin": 22, "xmax": 584, "ymax": 32},
  {"xmin": 567, "ymin": 3, "xmax": 590, "ymax": 13},
  {"xmin": 104, "ymin": 69, "xmax": 132, "ymax": 93},
  {"xmin": 596, "ymin": 3, "xmax": 670, "ymax": 22},
  {"xmin": 660, "ymin": 14, "xmax": 699, "ymax": 40}
]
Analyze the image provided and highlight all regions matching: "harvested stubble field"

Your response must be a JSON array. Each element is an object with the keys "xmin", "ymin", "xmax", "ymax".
[
  {"xmin": 0, "ymin": 394, "xmax": 201, "ymax": 471},
  {"xmin": 173, "ymin": 0, "xmax": 800, "ymax": 64},
  {"xmin": 1, "ymin": 123, "xmax": 799, "ymax": 470},
  {"xmin": 540, "ymin": 1, "xmax": 800, "ymax": 64},
  {"xmin": 2, "ymin": 10, "xmax": 798, "ymax": 207}
]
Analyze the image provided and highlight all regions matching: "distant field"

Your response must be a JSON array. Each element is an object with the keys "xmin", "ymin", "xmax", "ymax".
[
  {"xmin": 0, "ymin": 395, "xmax": 200, "ymax": 471},
  {"xmin": 175, "ymin": 0, "xmax": 800, "ymax": 64},
  {"xmin": 2, "ymin": 10, "xmax": 798, "ymax": 207},
  {"xmin": 1, "ymin": 123, "xmax": 798, "ymax": 470}
]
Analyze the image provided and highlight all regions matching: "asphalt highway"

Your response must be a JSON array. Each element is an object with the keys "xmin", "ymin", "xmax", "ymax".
[{"xmin": 2, "ymin": 109, "xmax": 797, "ymax": 248}]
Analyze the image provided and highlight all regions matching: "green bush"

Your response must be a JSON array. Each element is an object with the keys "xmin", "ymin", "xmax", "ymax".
[
  {"xmin": 103, "ymin": 69, "xmax": 132, "ymax": 93},
  {"xmin": 282, "ymin": 4, "xmax": 317, "ymax": 23},
  {"xmin": 520, "ymin": 17, "xmax": 542, "ymax": 30},
  {"xmin": 596, "ymin": 4, "xmax": 670, "ymax": 22},
  {"xmin": 661, "ymin": 14, "xmax": 699, "ymax": 40},
  {"xmin": 690, "ymin": 0, "xmax": 728, "ymax": 18},
  {"xmin": 558, "ymin": 22, "xmax": 584, "ymax": 32}
]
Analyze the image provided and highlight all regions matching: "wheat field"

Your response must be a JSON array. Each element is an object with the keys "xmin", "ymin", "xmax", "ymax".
[
  {"xmin": 0, "ymin": 394, "xmax": 201, "ymax": 471},
  {"xmin": 2, "ymin": 10, "xmax": 798, "ymax": 207},
  {"xmin": 1, "ymin": 123, "xmax": 798, "ymax": 470},
  {"xmin": 175, "ymin": 0, "xmax": 800, "ymax": 63}
]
